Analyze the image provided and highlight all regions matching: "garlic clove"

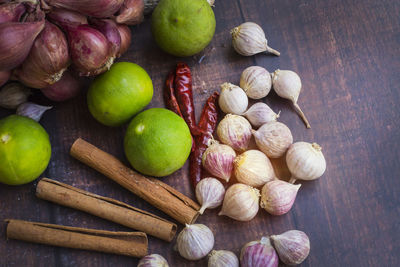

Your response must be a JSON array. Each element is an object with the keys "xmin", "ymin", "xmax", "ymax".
[
  {"xmin": 218, "ymin": 82, "xmax": 248, "ymax": 115},
  {"xmin": 16, "ymin": 102, "xmax": 52, "ymax": 122},
  {"xmin": 0, "ymin": 82, "xmax": 31, "ymax": 109},
  {"xmin": 234, "ymin": 150, "xmax": 275, "ymax": 187},
  {"xmin": 217, "ymin": 114, "xmax": 252, "ymax": 152},
  {"xmin": 231, "ymin": 22, "xmax": 280, "ymax": 57},
  {"xmin": 286, "ymin": 142, "xmax": 326, "ymax": 182},
  {"xmin": 202, "ymin": 140, "xmax": 236, "ymax": 182},
  {"xmin": 244, "ymin": 102, "xmax": 280, "ymax": 127},
  {"xmin": 270, "ymin": 230, "xmax": 310, "ymax": 265},
  {"xmin": 218, "ymin": 183, "xmax": 260, "ymax": 221},
  {"xmin": 208, "ymin": 250, "xmax": 239, "ymax": 267},
  {"xmin": 252, "ymin": 121, "xmax": 293, "ymax": 158},
  {"xmin": 260, "ymin": 180, "xmax": 301, "ymax": 215},
  {"xmin": 240, "ymin": 66, "xmax": 272, "ymax": 99},
  {"xmin": 240, "ymin": 236, "xmax": 279, "ymax": 267},
  {"xmin": 176, "ymin": 224, "xmax": 214, "ymax": 261},
  {"xmin": 138, "ymin": 254, "xmax": 169, "ymax": 267},
  {"xmin": 195, "ymin": 177, "xmax": 225, "ymax": 214},
  {"xmin": 271, "ymin": 69, "xmax": 311, "ymax": 128}
]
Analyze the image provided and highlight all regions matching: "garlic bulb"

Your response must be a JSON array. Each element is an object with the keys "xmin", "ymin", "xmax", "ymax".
[
  {"xmin": 244, "ymin": 102, "xmax": 279, "ymax": 127},
  {"xmin": 260, "ymin": 180, "xmax": 301, "ymax": 215},
  {"xmin": 217, "ymin": 114, "xmax": 252, "ymax": 152},
  {"xmin": 218, "ymin": 82, "xmax": 248, "ymax": 115},
  {"xmin": 138, "ymin": 254, "xmax": 169, "ymax": 267},
  {"xmin": 234, "ymin": 150, "xmax": 275, "ymax": 187},
  {"xmin": 196, "ymin": 178, "xmax": 225, "ymax": 214},
  {"xmin": 240, "ymin": 237, "xmax": 279, "ymax": 267},
  {"xmin": 286, "ymin": 142, "xmax": 326, "ymax": 182},
  {"xmin": 252, "ymin": 121, "xmax": 293, "ymax": 158},
  {"xmin": 208, "ymin": 250, "xmax": 239, "ymax": 267},
  {"xmin": 270, "ymin": 230, "xmax": 310, "ymax": 265},
  {"xmin": 0, "ymin": 82, "xmax": 30, "ymax": 109},
  {"xmin": 218, "ymin": 183, "xmax": 260, "ymax": 221},
  {"xmin": 16, "ymin": 102, "xmax": 52, "ymax": 122},
  {"xmin": 231, "ymin": 22, "xmax": 280, "ymax": 56},
  {"xmin": 240, "ymin": 66, "xmax": 271, "ymax": 99},
  {"xmin": 271, "ymin": 69, "xmax": 311, "ymax": 128},
  {"xmin": 202, "ymin": 140, "xmax": 236, "ymax": 182},
  {"xmin": 176, "ymin": 224, "xmax": 214, "ymax": 260}
]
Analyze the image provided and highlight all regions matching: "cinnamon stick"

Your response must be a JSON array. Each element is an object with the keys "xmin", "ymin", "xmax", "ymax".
[
  {"xmin": 36, "ymin": 178, "xmax": 177, "ymax": 242},
  {"xmin": 6, "ymin": 219, "xmax": 147, "ymax": 258},
  {"xmin": 70, "ymin": 138, "xmax": 200, "ymax": 225}
]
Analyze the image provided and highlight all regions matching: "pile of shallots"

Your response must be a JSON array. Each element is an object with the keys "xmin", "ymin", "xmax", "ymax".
[{"xmin": 0, "ymin": 0, "xmax": 157, "ymax": 104}]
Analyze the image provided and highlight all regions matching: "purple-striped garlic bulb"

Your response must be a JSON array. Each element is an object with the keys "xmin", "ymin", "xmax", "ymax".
[
  {"xmin": 202, "ymin": 140, "xmax": 236, "ymax": 182},
  {"xmin": 260, "ymin": 180, "xmax": 301, "ymax": 215},
  {"xmin": 240, "ymin": 236, "xmax": 279, "ymax": 267},
  {"xmin": 217, "ymin": 114, "xmax": 252, "ymax": 152}
]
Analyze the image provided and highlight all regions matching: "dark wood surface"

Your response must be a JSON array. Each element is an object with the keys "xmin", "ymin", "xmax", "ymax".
[{"xmin": 1, "ymin": 0, "xmax": 399, "ymax": 266}]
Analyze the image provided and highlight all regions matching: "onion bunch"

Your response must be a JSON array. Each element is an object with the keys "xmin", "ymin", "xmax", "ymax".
[{"xmin": 0, "ymin": 0, "xmax": 159, "ymax": 102}]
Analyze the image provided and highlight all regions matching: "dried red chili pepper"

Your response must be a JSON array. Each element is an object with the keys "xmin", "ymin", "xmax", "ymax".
[
  {"xmin": 163, "ymin": 70, "xmax": 183, "ymax": 118},
  {"xmin": 189, "ymin": 91, "xmax": 219, "ymax": 189},
  {"xmin": 174, "ymin": 62, "xmax": 203, "ymax": 136}
]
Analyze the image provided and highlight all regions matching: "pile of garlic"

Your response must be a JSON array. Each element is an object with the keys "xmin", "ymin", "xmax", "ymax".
[{"xmin": 195, "ymin": 66, "xmax": 326, "ymax": 222}]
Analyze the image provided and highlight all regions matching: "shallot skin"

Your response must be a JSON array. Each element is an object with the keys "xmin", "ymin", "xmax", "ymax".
[
  {"xmin": 45, "ymin": 0, "xmax": 124, "ymax": 18},
  {"xmin": 0, "ymin": 19, "xmax": 45, "ymax": 71},
  {"xmin": 14, "ymin": 21, "xmax": 70, "ymax": 89},
  {"xmin": 66, "ymin": 24, "xmax": 112, "ymax": 76}
]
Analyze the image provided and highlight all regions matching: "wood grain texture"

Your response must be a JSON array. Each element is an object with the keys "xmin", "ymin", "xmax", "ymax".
[{"xmin": 1, "ymin": 0, "xmax": 399, "ymax": 266}]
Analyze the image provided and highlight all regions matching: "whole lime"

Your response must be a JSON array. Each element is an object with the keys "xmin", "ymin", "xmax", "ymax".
[
  {"xmin": 151, "ymin": 0, "xmax": 216, "ymax": 57},
  {"xmin": 0, "ymin": 115, "xmax": 51, "ymax": 185},
  {"xmin": 88, "ymin": 62, "xmax": 153, "ymax": 127},
  {"xmin": 124, "ymin": 108, "xmax": 192, "ymax": 177}
]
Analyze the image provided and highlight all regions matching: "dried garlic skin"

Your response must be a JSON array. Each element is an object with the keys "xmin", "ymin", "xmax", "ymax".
[
  {"xmin": 271, "ymin": 69, "xmax": 311, "ymax": 128},
  {"xmin": 137, "ymin": 254, "xmax": 169, "ymax": 267},
  {"xmin": 176, "ymin": 224, "xmax": 214, "ymax": 260},
  {"xmin": 244, "ymin": 102, "xmax": 279, "ymax": 127},
  {"xmin": 240, "ymin": 66, "xmax": 271, "ymax": 99},
  {"xmin": 218, "ymin": 183, "xmax": 260, "ymax": 221},
  {"xmin": 234, "ymin": 150, "xmax": 275, "ymax": 187},
  {"xmin": 218, "ymin": 82, "xmax": 248, "ymax": 115},
  {"xmin": 252, "ymin": 121, "xmax": 293, "ymax": 158},
  {"xmin": 202, "ymin": 141, "xmax": 236, "ymax": 182},
  {"xmin": 286, "ymin": 142, "xmax": 326, "ymax": 181},
  {"xmin": 260, "ymin": 180, "xmax": 301, "ymax": 215},
  {"xmin": 270, "ymin": 230, "xmax": 310, "ymax": 265},
  {"xmin": 231, "ymin": 22, "xmax": 280, "ymax": 56},
  {"xmin": 240, "ymin": 237, "xmax": 279, "ymax": 267},
  {"xmin": 0, "ymin": 82, "xmax": 30, "ymax": 109},
  {"xmin": 208, "ymin": 250, "xmax": 239, "ymax": 267},
  {"xmin": 217, "ymin": 114, "xmax": 252, "ymax": 152},
  {"xmin": 196, "ymin": 177, "xmax": 225, "ymax": 214}
]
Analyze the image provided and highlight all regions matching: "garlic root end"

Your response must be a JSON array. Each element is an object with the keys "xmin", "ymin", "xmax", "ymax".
[
  {"xmin": 293, "ymin": 103, "xmax": 311, "ymax": 128},
  {"xmin": 266, "ymin": 46, "xmax": 280, "ymax": 56}
]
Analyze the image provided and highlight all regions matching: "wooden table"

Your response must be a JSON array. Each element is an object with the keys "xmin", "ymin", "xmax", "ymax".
[{"xmin": 1, "ymin": 0, "xmax": 399, "ymax": 266}]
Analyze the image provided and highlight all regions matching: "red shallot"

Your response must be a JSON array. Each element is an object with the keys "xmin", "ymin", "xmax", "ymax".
[
  {"xmin": 116, "ymin": 24, "xmax": 131, "ymax": 57},
  {"xmin": 40, "ymin": 70, "xmax": 81, "ymax": 101},
  {"xmin": 90, "ymin": 18, "xmax": 121, "ymax": 58},
  {"xmin": 115, "ymin": 0, "xmax": 144, "ymax": 25},
  {"xmin": 14, "ymin": 21, "xmax": 70, "ymax": 89}
]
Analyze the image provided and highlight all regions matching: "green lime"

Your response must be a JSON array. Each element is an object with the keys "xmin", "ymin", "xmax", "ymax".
[
  {"xmin": 0, "ymin": 115, "xmax": 51, "ymax": 185},
  {"xmin": 88, "ymin": 62, "xmax": 153, "ymax": 127},
  {"xmin": 124, "ymin": 108, "xmax": 192, "ymax": 177},
  {"xmin": 151, "ymin": 0, "xmax": 216, "ymax": 57}
]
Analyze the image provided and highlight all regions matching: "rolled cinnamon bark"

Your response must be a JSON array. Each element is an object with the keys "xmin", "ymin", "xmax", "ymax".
[
  {"xmin": 36, "ymin": 178, "xmax": 177, "ymax": 242},
  {"xmin": 6, "ymin": 219, "xmax": 148, "ymax": 258},
  {"xmin": 70, "ymin": 138, "xmax": 199, "ymax": 225}
]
